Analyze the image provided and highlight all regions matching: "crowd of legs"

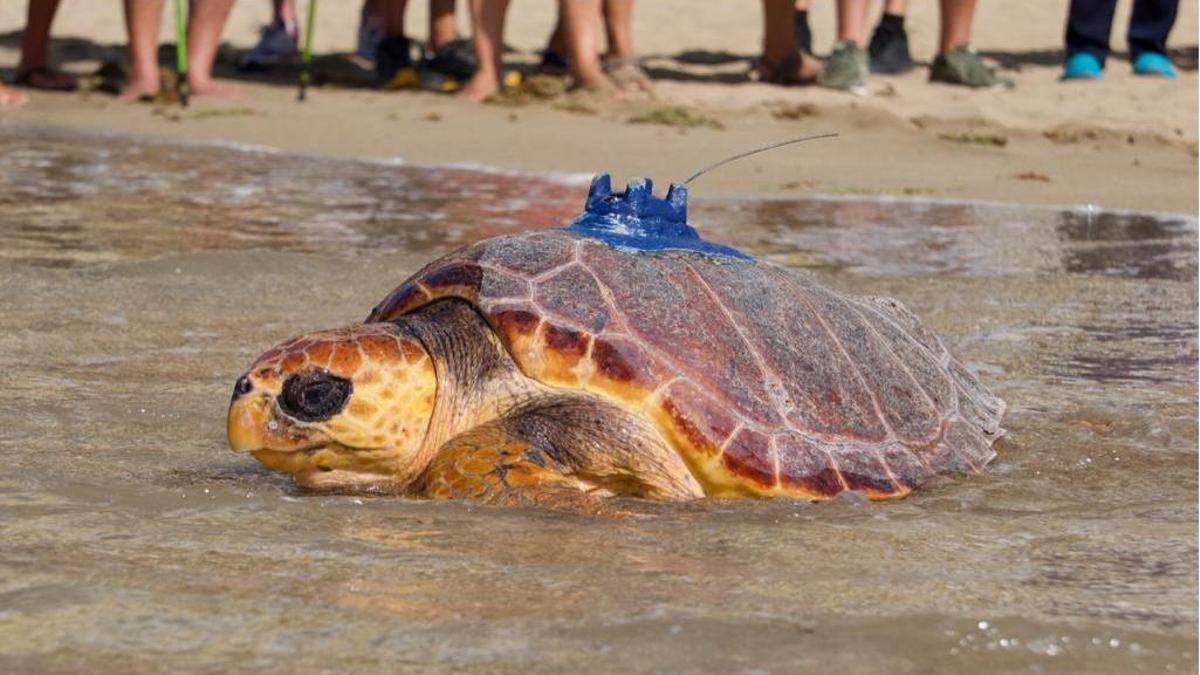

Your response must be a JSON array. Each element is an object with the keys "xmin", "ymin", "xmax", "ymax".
[{"xmin": 0, "ymin": 0, "xmax": 1183, "ymax": 106}]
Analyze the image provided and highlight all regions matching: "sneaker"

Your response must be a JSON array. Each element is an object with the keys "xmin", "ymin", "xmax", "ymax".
[
  {"xmin": 867, "ymin": 20, "xmax": 913, "ymax": 74},
  {"xmin": 239, "ymin": 19, "xmax": 297, "ymax": 69},
  {"xmin": 1062, "ymin": 52, "xmax": 1103, "ymax": 80},
  {"xmin": 375, "ymin": 35, "xmax": 420, "ymax": 89},
  {"xmin": 356, "ymin": 12, "xmax": 385, "ymax": 63},
  {"xmin": 1132, "ymin": 52, "xmax": 1176, "ymax": 79},
  {"xmin": 418, "ymin": 38, "xmax": 477, "ymax": 92},
  {"xmin": 820, "ymin": 41, "xmax": 867, "ymax": 92},
  {"xmin": 930, "ymin": 45, "xmax": 1012, "ymax": 89}
]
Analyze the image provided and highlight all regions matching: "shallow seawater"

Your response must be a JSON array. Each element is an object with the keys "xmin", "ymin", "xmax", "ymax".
[{"xmin": 0, "ymin": 126, "xmax": 1195, "ymax": 674}]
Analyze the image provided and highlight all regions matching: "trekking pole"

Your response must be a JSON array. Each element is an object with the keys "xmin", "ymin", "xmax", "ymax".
[
  {"xmin": 298, "ymin": 0, "xmax": 317, "ymax": 101},
  {"xmin": 174, "ymin": 0, "xmax": 189, "ymax": 107}
]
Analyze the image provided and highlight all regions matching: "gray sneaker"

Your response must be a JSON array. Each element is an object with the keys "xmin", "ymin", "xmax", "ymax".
[
  {"xmin": 239, "ymin": 19, "xmax": 297, "ymax": 69},
  {"xmin": 930, "ymin": 45, "xmax": 1013, "ymax": 89},
  {"xmin": 820, "ymin": 41, "xmax": 868, "ymax": 92}
]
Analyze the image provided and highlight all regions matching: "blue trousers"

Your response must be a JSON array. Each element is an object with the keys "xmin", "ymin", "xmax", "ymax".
[{"xmin": 1065, "ymin": 0, "xmax": 1179, "ymax": 64}]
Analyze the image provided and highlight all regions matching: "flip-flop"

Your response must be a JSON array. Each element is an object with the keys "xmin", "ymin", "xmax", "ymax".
[{"xmin": 14, "ymin": 65, "xmax": 79, "ymax": 91}]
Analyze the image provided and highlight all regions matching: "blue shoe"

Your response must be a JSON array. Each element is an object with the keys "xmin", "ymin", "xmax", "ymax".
[
  {"xmin": 238, "ymin": 20, "xmax": 298, "ymax": 69},
  {"xmin": 1062, "ymin": 52, "xmax": 1102, "ymax": 80},
  {"xmin": 1132, "ymin": 52, "xmax": 1176, "ymax": 79}
]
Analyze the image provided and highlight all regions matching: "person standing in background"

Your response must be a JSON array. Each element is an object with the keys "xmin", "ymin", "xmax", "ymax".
[
  {"xmin": 793, "ymin": 0, "xmax": 913, "ymax": 74},
  {"xmin": 1062, "ymin": 0, "xmax": 1179, "ymax": 79},
  {"xmin": 120, "ymin": 0, "xmax": 239, "ymax": 100},
  {"xmin": 460, "ymin": 0, "xmax": 635, "ymax": 101},
  {"xmin": 756, "ymin": 0, "xmax": 822, "ymax": 85},
  {"xmin": 820, "ymin": 0, "xmax": 1010, "ymax": 92},
  {"xmin": 539, "ymin": 0, "xmax": 649, "ymax": 93},
  {"xmin": 1, "ymin": 0, "xmax": 77, "ymax": 105}
]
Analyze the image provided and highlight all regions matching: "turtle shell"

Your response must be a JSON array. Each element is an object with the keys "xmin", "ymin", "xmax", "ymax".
[{"xmin": 368, "ymin": 230, "xmax": 1005, "ymax": 500}]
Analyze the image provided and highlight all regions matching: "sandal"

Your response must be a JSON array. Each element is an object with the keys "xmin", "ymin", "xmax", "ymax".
[
  {"xmin": 14, "ymin": 65, "xmax": 78, "ymax": 92},
  {"xmin": 751, "ymin": 51, "xmax": 820, "ymax": 86},
  {"xmin": 601, "ymin": 55, "xmax": 652, "ymax": 92}
]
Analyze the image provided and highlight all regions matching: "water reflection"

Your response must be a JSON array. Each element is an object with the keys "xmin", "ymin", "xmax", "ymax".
[
  {"xmin": 0, "ymin": 127, "xmax": 582, "ymax": 267},
  {"xmin": 1, "ymin": 127, "xmax": 1194, "ymax": 282}
]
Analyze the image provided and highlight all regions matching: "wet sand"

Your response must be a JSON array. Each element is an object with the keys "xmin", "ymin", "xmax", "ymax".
[
  {"xmin": 0, "ymin": 128, "xmax": 1195, "ymax": 673},
  {"xmin": 0, "ymin": 0, "xmax": 1196, "ymax": 212}
]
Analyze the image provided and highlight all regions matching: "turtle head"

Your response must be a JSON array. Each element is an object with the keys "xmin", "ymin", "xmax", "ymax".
[{"xmin": 227, "ymin": 323, "xmax": 438, "ymax": 492}]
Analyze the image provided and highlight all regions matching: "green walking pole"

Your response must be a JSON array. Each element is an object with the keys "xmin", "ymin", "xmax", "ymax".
[
  {"xmin": 298, "ymin": 0, "xmax": 317, "ymax": 101},
  {"xmin": 174, "ymin": 0, "xmax": 189, "ymax": 107}
]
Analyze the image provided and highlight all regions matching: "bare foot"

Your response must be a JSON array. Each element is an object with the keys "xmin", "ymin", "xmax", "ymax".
[
  {"xmin": 458, "ymin": 70, "xmax": 500, "ymax": 103},
  {"xmin": 118, "ymin": 69, "xmax": 161, "ymax": 102},
  {"xmin": 572, "ymin": 64, "xmax": 612, "ymax": 90},
  {"xmin": 753, "ymin": 51, "xmax": 821, "ymax": 86},
  {"xmin": 571, "ymin": 67, "xmax": 632, "ymax": 100},
  {"xmin": 190, "ymin": 78, "xmax": 242, "ymax": 99},
  {"xmin": 603, "ymin": 57, "xmax": 653, "ymax": 94},
  {"xmin": 0, "ymin": 82, "xmax": 29, "ymax": 106}
]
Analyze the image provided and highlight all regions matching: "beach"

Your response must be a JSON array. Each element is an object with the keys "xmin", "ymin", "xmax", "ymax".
[
  {"xmin": 0, "ymin": 0, "xmax": 1195, "ymax": 212},
  {"xmin": 1, "ymin": 4, "xmax": 1197, "ymax": 672}
]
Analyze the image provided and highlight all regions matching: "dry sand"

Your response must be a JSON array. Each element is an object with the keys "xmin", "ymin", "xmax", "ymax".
[{"xmin": 0, "ymin": 0, "xmax": 1196, "ymax": 212}]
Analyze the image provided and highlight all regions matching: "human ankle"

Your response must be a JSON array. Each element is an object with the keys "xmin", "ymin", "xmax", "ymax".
[{"xmin": 878, "ymin": 12, "xmax": 904, "ymax": 31}]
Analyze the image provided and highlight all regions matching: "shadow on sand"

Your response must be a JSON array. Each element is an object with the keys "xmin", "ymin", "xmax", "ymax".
[{"xmin": 1, "ymin": 29, "xmax": 1195, "ymax": 95}]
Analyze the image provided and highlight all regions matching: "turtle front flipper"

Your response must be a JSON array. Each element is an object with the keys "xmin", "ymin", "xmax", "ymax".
[{"xmin": 424, "ymin": 422, "xmax": 626, "ymax": 517}]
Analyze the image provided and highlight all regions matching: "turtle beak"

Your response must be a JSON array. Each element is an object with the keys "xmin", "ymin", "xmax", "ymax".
[{"xmin": 227, "ymin": 389, "xmax": 268, "ymax": 453}]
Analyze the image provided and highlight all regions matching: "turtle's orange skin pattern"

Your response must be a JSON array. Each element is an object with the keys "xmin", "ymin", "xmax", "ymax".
[{"xmin": 369, "ymin": 231, "xmax": 1005, "ymax": 500}]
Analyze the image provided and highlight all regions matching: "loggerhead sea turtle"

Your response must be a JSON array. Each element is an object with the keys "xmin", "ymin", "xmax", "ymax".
[{"xmin": 227, "ymin": 175, "xmax": 1005, "ymax": 512}]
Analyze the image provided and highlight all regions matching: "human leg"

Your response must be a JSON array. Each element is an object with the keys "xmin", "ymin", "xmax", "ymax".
[
  {"xmin": 759, "ymin": 0, "xmax": 819, "ymax": 84},
  {"xmin": 429, "ymin": 0, "xmax": 460, "ymax": 50},
  {"xmin": 377, "ymin": 0, "xmax": 407, "ymax": 37},
  {"xmin": 836, "ymin": 0, "xmax": 871, "ymax": 45},
  {"xmin": 16, "ymin": 0, "xmax": 77, "ymax": 90},
  {"xmin": 186, "ymin": 0, "xmax": 239, "ymax": 97},
  {"xmin": 1128, "ymin": 0, "xmax": 1178, "ymax": 57},
  {"xmin": 1064, "ymin": 0, "xmax": 1117, "ymax": 66},
  {"xmin": 600, "ymin": 0, "xmax": 649, "ymax": 91},
  {"xmin": 120, "ymin": 0, "xmax": 166, "ymax": 100},
  {"xmin": 459, "ymin": 0, "xmax": 509, "ymax": 101},
  {"xmin": 930, "ymin": 0, "xmax": 1011, "ymax": 88},
  {"xmin": 560, "ymin": 0, "xmax": 611, "ymax": 90},
  {"xmin": 936, "ymin": 0, "xmax": 976, "ymax": 54},
  {"xmin": 602, "ymin": 0, "xmax": 634, "ymax": 60}
]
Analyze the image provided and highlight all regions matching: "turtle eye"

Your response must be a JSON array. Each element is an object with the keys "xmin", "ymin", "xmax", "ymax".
[{"xmin": 279, "ymin": 372, "xmax": 352, "ymax": 422}]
